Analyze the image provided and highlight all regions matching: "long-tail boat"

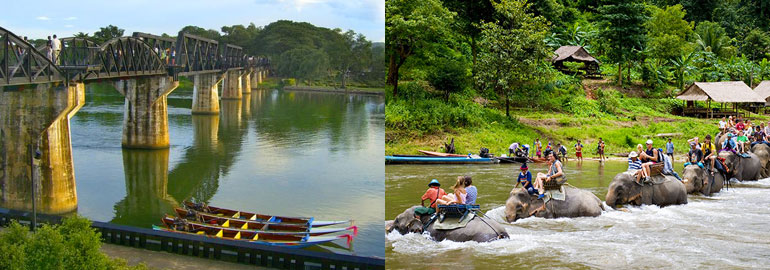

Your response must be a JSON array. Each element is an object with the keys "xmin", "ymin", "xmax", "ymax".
[
  {"xmin": 417, "ymin": 150, "xmax": 467, "ymax": 157},
  {"xmin": 182, "ymin": 202, "xmax": 351, "ymax": 227},
  {"xmin": 161, "ymin": 215, "xmax": 356, "ymax": 236},
  {"xmin": 154, "ymin": 217, "xmax": 352, "ymax": 249}
]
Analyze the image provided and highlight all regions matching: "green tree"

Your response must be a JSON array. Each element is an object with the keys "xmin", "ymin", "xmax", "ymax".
[
  {"xmin": 386, "ymin": 0, "xmax": 454, "ymax": 98},
  {"xmin": 441, "ymin": 0, "xmax": 496, "ymax": 75},
  {"xmin": 427, "ymin": 57, "xmax": 468, "ymax": 101},
  {"xmin": 92, "ymin": 25, "xmax": 125, "ymax": 44},
  {"xmin": 741, "ymin": 28, "xmax": 770, "ymax": 62},
  {"xmin": 597, "ymin": 0, "xmax": 649, "ymax": 86},
  {"xmin": 73, "ymin": 32, "xmax": 89, "ymax": 38},
  {"xmin": 693, "ymin": 21, "xmax": 735, "ymax": 59},
  {"xmin": 220, "ymin": 23, "xmax": 261, "ymax": 54},
  {"xmin": 646, "ymin": 4, "xmax": 694, "ymax": 63},
  {"xmin": 179, "ymin": 25, "xmax": 221, "ymax": 41},
  {"xmin": 278, "ymin": 48, "xmax": 329, "ymax": 85},
  {"xmin": 475, "ymin": 0, "xmax": 550, "ymax": 117},
  {"xmin": 670, "ymin": 51, "xmax": 697, "ymax": 90}
]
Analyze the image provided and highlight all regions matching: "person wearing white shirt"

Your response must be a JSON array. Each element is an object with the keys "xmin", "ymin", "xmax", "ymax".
[
  {"xmin": 718, "ymin": 117, "xmax": 726, "ymax": 135},
  {"xmin": 52, "ymin": 35, "xmax": 62, "ymax": 65}
]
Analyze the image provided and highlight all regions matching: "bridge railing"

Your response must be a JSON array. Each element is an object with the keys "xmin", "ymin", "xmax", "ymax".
[{"xmin": 0, "ymin": 26, "xmax": 62, "ymax": 86}]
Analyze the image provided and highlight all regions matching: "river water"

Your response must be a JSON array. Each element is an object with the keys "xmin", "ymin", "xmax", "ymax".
[
  {"xmin": 68, "ymin": 84, "xmax": 384, "ymax": 257},
  {"xmin": 386, "ymin": 161, "xmax": 770, "ymax": 269}
]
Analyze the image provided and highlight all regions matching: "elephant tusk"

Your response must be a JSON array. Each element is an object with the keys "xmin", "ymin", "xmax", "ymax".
[{"xmin": 682, "ymin": 178, "xmax": 689, "ymax": 183}]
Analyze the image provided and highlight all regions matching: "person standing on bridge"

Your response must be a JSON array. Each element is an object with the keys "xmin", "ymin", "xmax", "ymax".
[
  {"xmin": 52, "ymin": 35, "xmax": 62, "ymax": 65},
  {"xmin": 45, "ymin": 36, "xmax": 53, "ymax": 61}
]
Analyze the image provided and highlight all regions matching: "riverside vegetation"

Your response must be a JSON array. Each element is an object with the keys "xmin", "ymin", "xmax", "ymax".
[
  {"xmin": 385, "ymin": 0, "xmax": 770, "ymax": 157},
  {"xmin": 0, "ymin": 216, "xmax": 148, "ymax": 270}
]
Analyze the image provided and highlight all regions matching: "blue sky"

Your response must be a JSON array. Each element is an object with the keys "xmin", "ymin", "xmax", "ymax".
[{"xmin": 0, "ymin": 0, "xmax": 384, "ymax": 42}]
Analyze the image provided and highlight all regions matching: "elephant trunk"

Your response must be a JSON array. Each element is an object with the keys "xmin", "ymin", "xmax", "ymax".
[{"xmin": 605, "ymin": 193, "xmax": 617, "ymax": 209}]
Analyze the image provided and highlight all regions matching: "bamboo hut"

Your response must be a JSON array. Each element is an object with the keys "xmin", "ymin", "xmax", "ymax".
[
  {"xmin": 551, "ymin": 46, "xmax": 600, "ymax": 77},
  {"xmin": 676, "ymin": 81, "xmax": 765, "ymax": 118}
]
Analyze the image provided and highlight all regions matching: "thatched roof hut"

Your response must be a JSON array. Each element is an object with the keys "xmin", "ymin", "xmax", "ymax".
[
  {"xmin": 552, "ymin": 46, "xmax": 599, "ymax": 64},
  {"xmin": 677, "ymin": 81, "xmax": 764, "ymax": 103},
  {"xmin": 753, "ymin": 80, "xmax": 770, "ymax": 106},
  {"xmin": 676, "ymin": 81, "xmax": 764, "ymax": 118}
]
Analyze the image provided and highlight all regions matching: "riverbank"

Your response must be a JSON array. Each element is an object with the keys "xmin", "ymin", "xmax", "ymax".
[
  {"xmin": 385, "ymin": 82, "xmax": 770, "ymax": 157},
  {"xmin": 284, "ymin": 85, "xmax": 385, "ymax": 95}
]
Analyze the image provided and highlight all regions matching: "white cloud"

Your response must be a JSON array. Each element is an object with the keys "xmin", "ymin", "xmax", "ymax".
[
  {"xmin": 64, "ymin": 17, "xmax": 77, "ymax": 21},
  {"xmin": 35, "ymin": 16, "xmax": 50, "ymax": 21}
]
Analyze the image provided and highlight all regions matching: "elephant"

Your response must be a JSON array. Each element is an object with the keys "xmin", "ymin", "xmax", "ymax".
[
  {"xmin": 680, "ymin": 164, "xmax": 724, "ymax": 196},
  {"xmin": 719, "ymin": 150, "xmax": 762, "ymax": 181},
  {"xmin": 385, "ymin": 206, "xmax": 509, "ymax": 242},
  {"xmin": 503, "ymin": 187, "xmax": 604, "ymax": 223},
  {"xmin": 750, "ymin": 143, "xmax": 770, "ymax": 178},
  {"xmin": 605, "ymin": 172, "xmax": 687, "ymax": 208}
]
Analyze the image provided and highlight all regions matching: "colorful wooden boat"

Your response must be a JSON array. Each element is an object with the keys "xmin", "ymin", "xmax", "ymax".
[
  {"xmin": 154, "ymin": 218, "xmax": 352, "ymax": 249},
  {"xmin": 182, "ymin": 202, "xmax": 351, "ymax": 227},
  {"xmin": 385, "ymin": 156, "xmax": 499, "ymax": 164},
  {"xmin": 162, "ymin": 215, "xmax": 357, "ymax": 236}
]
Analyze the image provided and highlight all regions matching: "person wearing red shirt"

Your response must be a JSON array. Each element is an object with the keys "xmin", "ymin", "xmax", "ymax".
[
  {"xmin": 736, "ymin": 120, "xmax": 745, "ymax": 131},
  {"xmin": 421, "ymin": 179, "xmax": 447, "ymax": 211}
]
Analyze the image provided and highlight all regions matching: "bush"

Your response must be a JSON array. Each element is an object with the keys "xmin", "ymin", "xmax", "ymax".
[
  {"xmin": 0, "ymin": 216, "xmax": 148, "ymax": 270},
  {"xmin": 426, "ymin": 58, "xmax": 469, "ymax": 101},
  {"xmin": 595, "ymin": 88, "xmax": 622, "ymax": 115}
]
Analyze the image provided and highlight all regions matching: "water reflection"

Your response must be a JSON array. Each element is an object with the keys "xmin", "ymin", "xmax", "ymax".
[
  {"xmin": 64, "ymin": 85, "xmax": 383, "ymax": 256},
  {"xmin": 112, "ymin": 149, "xmax": 173, "ymax": 227}
]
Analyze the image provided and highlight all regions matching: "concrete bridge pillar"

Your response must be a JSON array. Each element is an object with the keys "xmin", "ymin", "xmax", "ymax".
[
  {"xmin": 222, "ymin": 70, "xmax": 243, "ymax": 100},
  {"xmin": 250, "ymin": 70, "xmax": 259, "ymax": 88},
  {"xmin": 191, "ymin": 74, "xmax": 222, "ymax": 115},
  {"xmin": 114, "ymin": 76, "xmax": 179, "ymax": 149},
  {"xmin": 257, "ymin": 70, "xmax": 263, "ymax": 84},
  {"xmin": 241, "ymin": 72, "xmax": 252, "ymax": 95},
  {"xmin": 0, "ymin": 82, "xmax": 85, "ymax": 214}
]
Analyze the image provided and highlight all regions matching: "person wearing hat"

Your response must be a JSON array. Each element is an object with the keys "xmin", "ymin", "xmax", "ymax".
[
  {"xmin": 514, "ymin": 162, "xmax": 537, "ymax": 196},
  {"xmin": 627, "ymin": 151, "xmax": 644, "ymax": 184},
  {"xmin": 722, "ymin": 132, "xmax": 738, "ymax": 153},
  {"xmin": 684, "ymin": 141, "xmax": 704, "ymax": 169},
  {"xmin": 638, "ymin": 139, "xmax": 660, "ymax": 183},
  {"xmin": 421, "ymin": 179, "xmax": 447, "ymax": 213}
]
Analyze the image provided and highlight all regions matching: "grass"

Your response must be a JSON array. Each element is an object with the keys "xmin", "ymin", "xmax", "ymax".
[{"xmin": 385, "ymin": 80, "xmax": 770, "ymax": 157}]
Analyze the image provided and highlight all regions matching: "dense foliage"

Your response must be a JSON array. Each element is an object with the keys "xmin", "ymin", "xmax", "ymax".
[
  {"xmin": 385, "ymin": 0, "xmax": 770, "ymax": 153},
  {"xmin": 63, "ymin": 21, "xmax": 385, "ymax": 88},
  {"xmin": 0, "ymin": 216, "xmax": 147, "ymax": 270}
]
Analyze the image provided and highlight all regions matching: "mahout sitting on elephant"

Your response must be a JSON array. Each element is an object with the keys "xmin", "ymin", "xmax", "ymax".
[
  {"xmin": 605, "ymin": 171, "xmax": 687, "ymax": 208},
  {"xmin": 504, "ymin": 186, "xmax": 603, "ymax": 223},
  {"xmin": 386, "ymin": 206, "xmax": 508, "ymax": 242}
]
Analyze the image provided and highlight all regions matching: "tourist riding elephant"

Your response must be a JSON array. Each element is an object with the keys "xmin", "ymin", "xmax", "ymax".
[
  {"xmin": 719, "ymin": 150, "xmax": 762, "ymax": 181},
  {"xmin": 385, "ymin": 206, "xmax": 509, "ymax": 242},
  {"xmin": 680, "ymin": 164, "xmax": 724, "ymax": 196},
  {"xmin": 605, "ymin": 172, "xmax": 687, "ymax": 208},
  {"xmin": 750, "ymin": 143, "xmax": 770, "ymax": 178},
  {"xmin": 503, "ymin": 187, "xmax": 603, "ymax": 223}
]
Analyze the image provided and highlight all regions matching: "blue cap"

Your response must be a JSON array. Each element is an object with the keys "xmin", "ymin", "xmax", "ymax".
[{"xmin": 428, "ymin": 179, "xmax": 440, "ymax": 187}]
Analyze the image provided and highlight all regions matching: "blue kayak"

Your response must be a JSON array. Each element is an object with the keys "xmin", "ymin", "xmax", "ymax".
[{"xmin": 385, "ymin": 156, "xmax": 499, "ymax": 164}]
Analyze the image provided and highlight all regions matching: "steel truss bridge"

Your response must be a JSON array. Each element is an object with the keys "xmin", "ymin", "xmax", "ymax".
[{"xmin": 0, "ymin": 27, "xmax": 269, "ymax": 86}]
